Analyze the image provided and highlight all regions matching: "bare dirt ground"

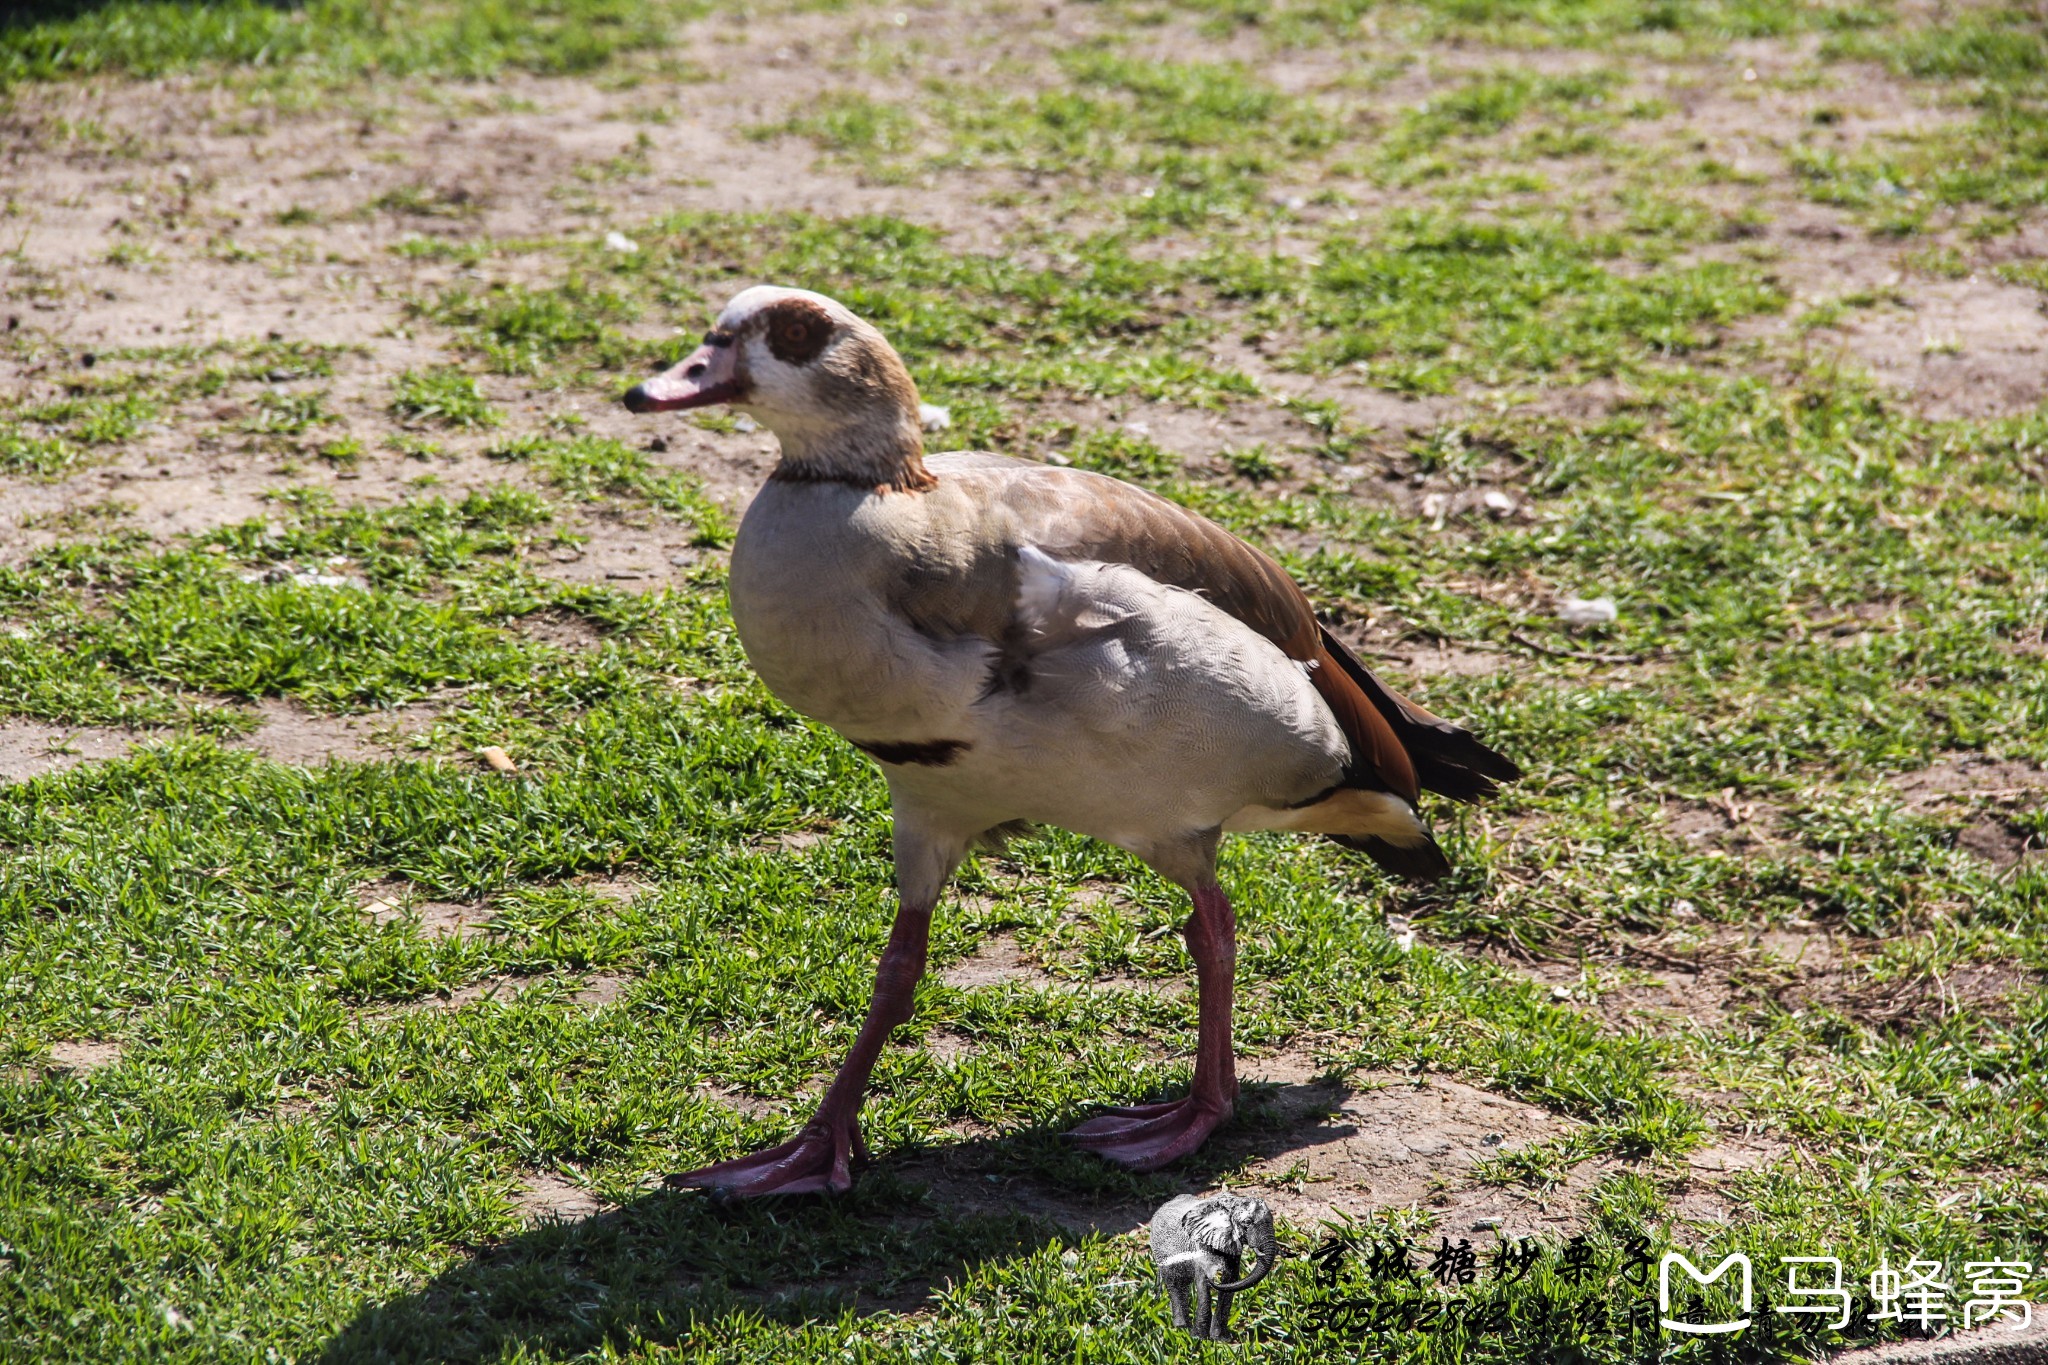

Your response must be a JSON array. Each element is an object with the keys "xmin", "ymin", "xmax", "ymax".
[
  {"xmin": 43, "ymin": 1038, "xmax": 124, "ymax": 1072},
  {"xmin": 514, "ymin": 1167, "xmax": 608, "ymax": 1223},
  {"xmin": 356, "ymin": 877, "xmax": 499, "ymax": 937},
  {"xmin": 891, "ymin": 1060, "xmax": 1609, "ymax": 1242},
  {"xmin": 920, "ymin": 905, "xmax": 1794, "ymax": 1234},
  {"xmin": 1827, "ymin": 1313, "xmax": 2048, "ymax": 1364},
  {"xmin": 4, "ymin": 0, "xmax": 2041, "ymax": 579},
  {"xmin": 1225, "ymin": 1061, "xmax": 1614, "ymax": 1233},
  {"xmin": 0, "ymin": 700, "xmax": 438, "ymax": 779}
]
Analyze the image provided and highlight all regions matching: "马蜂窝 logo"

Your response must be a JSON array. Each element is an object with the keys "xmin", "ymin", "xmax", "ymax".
[{"xmin": 1660, "ymin": 1252, "xmax": 1752, "ymax": 1334}]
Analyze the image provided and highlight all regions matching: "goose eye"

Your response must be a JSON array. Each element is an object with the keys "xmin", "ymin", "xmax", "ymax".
[{"xmin": 764, "ymin": 302, "xmax": 834, "ymax": 363}]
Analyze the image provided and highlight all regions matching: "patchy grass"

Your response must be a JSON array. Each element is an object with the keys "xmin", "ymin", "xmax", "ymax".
[
  {"xmin": 389, "ymin": 367, "xmax": 503, "ymax": 430},
  {"xmin": 486, "ymin": 430, "xmax": 734, "ymax": 541},
  {"xmin": 1805, "ymin": 9, "xmax": 2048, "ymax": 224},
  {"xmin": 3, "ymin": 1, "xmax": 2046, "ymax": 1363},
  {"xmin": 0, "ymin": 0, "xmax": 706, "ymax": 90},
  {"xmin": 1, "ymin": 339, "xmax": 351, "ymax": 480},
  {"xmin": 751, "ymin": 92, "xmax": 923, "ymax": 182}
]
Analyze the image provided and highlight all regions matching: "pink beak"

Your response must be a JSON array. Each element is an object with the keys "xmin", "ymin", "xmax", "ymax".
[{"xmin": 623, "ymin": 340, "xmax": 746, "ymax": 413}]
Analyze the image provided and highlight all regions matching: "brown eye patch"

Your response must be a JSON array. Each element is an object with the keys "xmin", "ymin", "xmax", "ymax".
[{"xmin": 762, "ymin": 297, "xmax": 835, "ymax": 365}]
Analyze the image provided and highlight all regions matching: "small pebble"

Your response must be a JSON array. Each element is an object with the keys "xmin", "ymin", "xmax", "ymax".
[{"xmin": 1557, "ymin": 596, "xmax": 1618, "ymax": 627}]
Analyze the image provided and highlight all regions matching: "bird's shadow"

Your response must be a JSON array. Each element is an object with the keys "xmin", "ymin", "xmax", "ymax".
[{"xmin": 315, "ymin": 1077, "xmax": 1357, "ymax": 1364}]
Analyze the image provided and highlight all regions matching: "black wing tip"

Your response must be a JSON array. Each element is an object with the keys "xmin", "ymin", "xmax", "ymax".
[
  {"xmin": 1414, "ymin": 767, "xmax": 1499, "ymax": 804},
  {"xmin": 1318, "ymin": 624, "xmax": 1523, "ymax": 803},
  {"xmin": 1414, "ymin": 747, "xmax": 1523, "ymax": 804},
  {"xmin": 1426, "ymin": 728, "xmax": 1523, "ymax": 783},
  {"xmin": 1331, "ymin": 833, "xmax": 1453, "ymax": 882}
]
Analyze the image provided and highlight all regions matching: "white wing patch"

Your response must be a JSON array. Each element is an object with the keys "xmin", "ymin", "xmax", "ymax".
[
  {"xmin": 1014, "ymin": 544, "xmax": 1071, "ymax": 630},
  {"xmin": 1015, "ymin": 544, "xmax": 1138, "ymax": 639}
]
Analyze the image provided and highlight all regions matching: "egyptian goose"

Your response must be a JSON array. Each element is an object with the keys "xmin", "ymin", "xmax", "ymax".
[{"xmin": 624, "ymin": 286, "xmax": 1520, "ymax": 1197}]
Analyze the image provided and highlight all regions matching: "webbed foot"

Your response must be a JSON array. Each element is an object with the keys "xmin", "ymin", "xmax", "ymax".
[
  {"xmin": 1065, "ymin": 1094, "xmax": 1232, "ymax": 1171},
  {"xmin": 667, "ymin": 1118, "xmax": 869, "ymax": 1198}
]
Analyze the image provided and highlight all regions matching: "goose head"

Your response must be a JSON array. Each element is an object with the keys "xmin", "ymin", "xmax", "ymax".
[{"xmin": 625, "ymin": 285, "xmax": 932, "ymax": 491}]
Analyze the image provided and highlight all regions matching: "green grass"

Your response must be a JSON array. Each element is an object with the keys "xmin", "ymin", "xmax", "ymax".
[
  {"xmin": 1179, "ymin": 0, "xmax": 1889, "ymax": 49},
  {"xmin": 1287, "ymin": 212, "xmax": 1784, "ymax": 390},
  {"xmin": 486, "ymin": 431, "xmax": 734, "ymax": 539},
  {"xmin": 1802, "ymin": 9, "xmax": 2048, "ymax": 223},
  {"xmin": 426, "ymin": 278, "xmax": 640, "ymax": 378},
  {"xmin": 0, "ymin": 340, "xmax": 351, "ymax": 480},
  {"xmin": 750, "ymin": 92, "xmax": 922, "ymax": 182},
  {"xmin": 0, "ymin": 0, "xmax": 703, "ymax": 91},
  {"xmin": 389, "ymin": 368, "xmax": 503, "ymax": 429},
  {"xmin": 4, "ymin": 1, "xmax": 2047, "ymax": 1362}
]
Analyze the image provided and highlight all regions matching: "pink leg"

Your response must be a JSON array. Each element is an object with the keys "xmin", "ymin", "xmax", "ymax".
[
  {"xmin": 669, "ymin": 897, "xmax": 933, "ymax": 1198},
  {"xmin": 1067, "ymin": 882, "xmax": 1238, "ymax": 1170}
]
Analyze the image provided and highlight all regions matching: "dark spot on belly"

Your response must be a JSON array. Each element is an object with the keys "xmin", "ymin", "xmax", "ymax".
[{"xmin": 852, "ymin": 738, "xmax": 970, "ymax": 767}]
